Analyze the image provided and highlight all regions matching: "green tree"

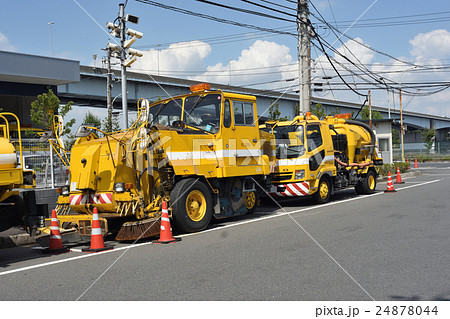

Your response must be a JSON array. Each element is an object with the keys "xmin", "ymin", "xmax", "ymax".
[
  {"xmin": 83, "ymin": 111, "xmax": 102, "ymax": 128},
  {"xmin": 30, "ymin": 89, "xmax": 75, "ymax": 135},
  {"xmin": 328, "ymin": 107, "xmax": 341, "ymax": 117},
  {"xmin": 421, "ymin": 127, "xmax": 437, "ymax": 154},
  {"xmin": 294, "ymin": 103, "xmax": 300, "ymax": 117},
  {"xmin": 360, "ymin": 106, "xmax": 383, "ymax": 120},
  {"xmin": 102, "ymin": 113, "xmax": 120, "ymax": 133},
  {"xmin": 268, "ymin": 101, "xmax": 288, "ymax": 121},
  {"xmin": 310, "ymin": 103, "xmax": 326, "ymax": 119},
  {"xmin": 392, "ymin": 128, "xmax": 400, "ymax": 147}
]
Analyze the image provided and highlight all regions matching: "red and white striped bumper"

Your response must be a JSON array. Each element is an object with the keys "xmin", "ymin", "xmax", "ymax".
[
  {"xmin": 69, "ymin": 193, "xmax": 113, "ymax": 206},
  {"xmin": 269, "ymin": 182, "xmax": 310, "ymax": 197}
]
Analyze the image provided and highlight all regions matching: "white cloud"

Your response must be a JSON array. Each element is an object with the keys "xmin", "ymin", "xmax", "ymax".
[
  {"xmin": 0, "ymin": 32, "xmax": 16, "ymax": 52},
  {"xmin": 410, "ymin": 29, "xmax": 450, "ymax": 60},
  {"xmin": 133, "ymin": 40, "xmax": 211, "ymax": 76},
  {"xmin": 190, "ymin": 40, "xmax": 294, "ymax": 89}
]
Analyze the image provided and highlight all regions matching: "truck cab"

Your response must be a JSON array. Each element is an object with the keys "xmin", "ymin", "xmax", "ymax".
[{"xmin": 262, "ymin": 112, "xmax": 382, "ymax": 203}]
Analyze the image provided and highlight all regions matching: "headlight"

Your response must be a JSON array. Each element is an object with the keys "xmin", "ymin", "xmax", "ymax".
[
  {"xmin": 61, "ymin": 185, "xmax": 70, "ymax": 196},
  {"xmin": 295, "ymin": 169, "xmax": 305, "ymax": 180},
  {"xmin": 114, "ymin": 183, "xmax": 125, "ymax": 193}
]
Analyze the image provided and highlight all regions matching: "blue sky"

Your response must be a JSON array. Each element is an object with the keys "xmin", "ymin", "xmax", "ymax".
[{"xmin": 1, "ymin": 0, "xmax": 450, "ymax": 119}]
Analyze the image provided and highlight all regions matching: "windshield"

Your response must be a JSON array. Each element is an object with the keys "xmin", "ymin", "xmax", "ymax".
[
  {"xmin": 183, "ymin": 94, "xmax": 221, "ymax": 134},
  {"xmin": 271, "ymin": 124, "xmax": 305, "ymax": 159},
  {"xmin": 148, "ymin": 98, "xmax": 182, "ymax": 126}
]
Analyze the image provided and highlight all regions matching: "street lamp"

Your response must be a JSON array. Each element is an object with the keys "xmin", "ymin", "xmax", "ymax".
[
  {"xmin": 379, "ymin": 77, "xmax": 390, "ymax": 119},
  {"xmin": 48, "ymin": 22, "xmax": 54, "ymax": 57},
  {"xmin": 399, "ymin": 66, "xmax": 417, "ymax": 162}
]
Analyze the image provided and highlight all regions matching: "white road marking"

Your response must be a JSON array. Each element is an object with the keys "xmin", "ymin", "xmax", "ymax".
[
  {"xmin": 0, "ymin": 242, "xmax": 152, "ymax": 277},
  {"xmin": 0, "ymin": 179, "xmax": 442, "ymax": 277}
]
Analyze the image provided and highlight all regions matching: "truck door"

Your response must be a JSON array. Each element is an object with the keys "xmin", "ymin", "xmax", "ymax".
[
  {"xmin": 306, "ymin": 124, "xmax": 325, "ymax": 179},
  {"xmin": 220, "ymin": 98, "xmax": 262, "ymax": 177}
]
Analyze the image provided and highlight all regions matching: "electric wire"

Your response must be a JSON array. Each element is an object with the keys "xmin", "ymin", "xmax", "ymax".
[{"xmin": 135, "ymin": 0, "xmax": 297, "ymax": 36}]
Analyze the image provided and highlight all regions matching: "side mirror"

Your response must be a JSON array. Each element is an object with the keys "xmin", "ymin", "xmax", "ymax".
[
  {"xmin": 38, "ymin": 131, "xmax": 53, "ymax": 142},
  {"xmin": 75, "ymin": 125, "xmax": 94, "ymax": 137},
  {"xmin": 277, "ymin": 143, "xmax": 288, "ymax": 159},
  {"xmin": 139, "ymin": 99, "xmax": 149, "ymax": 122}
]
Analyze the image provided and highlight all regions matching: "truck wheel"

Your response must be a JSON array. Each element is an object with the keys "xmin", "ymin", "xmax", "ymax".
[
  {"xmin": 313, "ymin": 176, "xmax": 331, "ymax": 204},
  {"xmin": 7, "ymin": 195, "xmax": 26, "ymax": 226},
  {"xmin": 361, "ymin": 170, "xmax": 377, "ymax": 194},
  {"xmin": 245, "ymin": 191, "xmax": 258, "ymax": 215},
  {"xmin": 355, "ymin": 182, "xmax": 364, "ymax": 195},
  {"xmin": 171, "ymin": 179, "xmax": 213, "ymax": 233}
]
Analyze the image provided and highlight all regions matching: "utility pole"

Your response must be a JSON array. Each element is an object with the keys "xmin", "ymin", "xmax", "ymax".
[
  {"xmin": 106, "ymin": 45, "xmax": 113, "ymax": 132},
  {"xmin": 297, "ymin": 0, "xmax": 311, "ymax": 114},
  {"xmin": 399, "ymin": 88, "xmax": 405, "ymax": 162},
  {"xmin": 368, "ymin": 90, "xmax": 372, "ymax": 128},
  {"xmin": 119, "ymin": 3, "xmax": 128, "ymax": 130},
  {"xmin": 107, "ymin": 4, "xmax": 143, "ymax": 130}
]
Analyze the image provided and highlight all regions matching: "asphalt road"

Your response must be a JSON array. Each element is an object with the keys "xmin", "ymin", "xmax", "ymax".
[{"xmin": 1, "ymin": 163, "xmax": 449, "ymax": 301}]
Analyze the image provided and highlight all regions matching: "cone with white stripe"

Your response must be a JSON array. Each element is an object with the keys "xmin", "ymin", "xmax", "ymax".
[
  {"xmin": 394, "ymin": 166, "xmax": 405, "ymax": 184},
  {"xmin": 42, "ymin": 209, "xmax": 69, "ymax": 254},
  {"xmin": 384, "ymin": 171, "xmax": 397, "ymax": 193},
  {"xmin": 153, "ymin": 201, "xmax": 180, "ymax": 244},
  {"xmin": 82, "ymin": 207, "xmax": 114, "ymax": 253}
]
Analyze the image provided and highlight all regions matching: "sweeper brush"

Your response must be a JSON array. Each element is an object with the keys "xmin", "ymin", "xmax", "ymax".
[{"xmin": 115, "ymin": 217, "xmax": 161, "ymax": 241}]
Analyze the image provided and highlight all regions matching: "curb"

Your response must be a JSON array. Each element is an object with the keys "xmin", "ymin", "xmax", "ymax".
[
  {"xmin": 0, "ymin": 232, "xmax": 36, "ymax": 249},
  {"xmin": 378, "ymin": 169, "xmax": 422, "ymax": 182}
]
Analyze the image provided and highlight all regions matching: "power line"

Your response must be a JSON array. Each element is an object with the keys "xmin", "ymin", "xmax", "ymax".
[
  {"xmin": 194, "ymin": 0, "xmax": 295, "ymax": 22},
  {"xmin": 260, "ymin": 0, "xmax": 296, "ymax": 12},
  {"xmin": 135, "ymin": 0, "xmax": 297, "ymax": 36},
  {"xmin": 239, "ymin": 0, "xmax": 296, "ymax": 18}
]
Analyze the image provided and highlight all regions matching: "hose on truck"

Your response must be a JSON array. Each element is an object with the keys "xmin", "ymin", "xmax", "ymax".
[{"xmin": 345, "ymin": 120, "xmax": 376, "ymax": 159}]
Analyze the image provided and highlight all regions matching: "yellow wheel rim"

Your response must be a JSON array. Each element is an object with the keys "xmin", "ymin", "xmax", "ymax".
[
  {"xmin": 368, "ymin": 174, "xmax": 375, "ymax": 190},
  {"xmin": 245, "ymin": 192, "xmax": 256, "ymax": 210},
  {"xmin": 186, "ymin": 190, "xmax": 206, "ymax": 222},
  {"xmin": 319, "ymin": 181, "xmax": 329, "ymax": 199}
]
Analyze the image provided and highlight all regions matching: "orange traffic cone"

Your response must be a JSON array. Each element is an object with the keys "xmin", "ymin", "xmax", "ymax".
[
  {"xmin": 384, "ymin": 171, "xmax": 397, "ymax": 193},
  {"xmin": 82, "ymin": 207, "xmax": 114, "ymax": 253},
  {"xmin": 394, "ymin": 167, "xmax": 405, "ymax": 184},
  {"xmin": 414, "ymin": 158, "xmax": 418, "ymax": 168},
  {"xmin": 153, "ymin": 201, "xmax": 180, "ymax": 244},
  {"xmin": 43, "ymin": 209, "xmax": 69, "ymax": 254},
  {"xmin": 406, "ymin": 158, "xmax": 410, "ymax": 169}
]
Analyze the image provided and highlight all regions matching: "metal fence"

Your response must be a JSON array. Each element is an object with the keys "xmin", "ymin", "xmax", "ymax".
[
  {"xmin": 15, "ymin": 139, "xmax": 69, "ymax": 188},
  {"xmin": 393, "ymin": 141, "xmax": 450, "ymax": 160}
]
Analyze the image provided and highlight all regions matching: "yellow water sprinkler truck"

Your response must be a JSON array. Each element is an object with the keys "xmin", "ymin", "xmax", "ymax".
[
  {"xmin": 261, "ymin": 112, "xmax": 383, "ymax": 203},
  {"xmin": 0, "ymin": 113, "xmax": 36, "ymax": 232},
  {"xmin": 40, "ymin": 84, "xmax": 382, "ymax": 242}
]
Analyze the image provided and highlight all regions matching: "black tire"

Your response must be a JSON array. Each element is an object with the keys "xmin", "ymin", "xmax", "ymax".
[
  {"xmin": 361, "ymin": 170, "xmax": 377, "ymax": 194},
  {"xmin": 355, "ymin": 181, "xmax": 364, "ymax": 195},
  {"xmin": 244, "ymin": 191, "xmax": 258, "ymax": 215},
  {"xmin": 0, "ymin": 195, "xmax": 26, "ymax": 232},
  {"xmin": 171, "ymin": 179, "xmax": 213, "ymax": 233},
  {"xmin": 313, "ymin": 176, "xmax": 331, "ymax": 204}
]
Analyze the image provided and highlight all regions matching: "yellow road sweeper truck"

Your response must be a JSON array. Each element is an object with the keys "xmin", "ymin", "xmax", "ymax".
[
  {"xmin": 261, "ymin": 112, "xmax": 383, "ymax": 203},
  {"xmin": 0, "ymin": 113, "xmax": 36, "ymax": 232},
  {"xmin": 41, "ymin": 83, "xmax": 275, "ymax": 241}
]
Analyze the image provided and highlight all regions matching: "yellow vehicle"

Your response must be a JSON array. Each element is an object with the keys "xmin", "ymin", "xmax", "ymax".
[
  {"xmin": 0, "ymin": 113, "xmax": 36, "ymax": 232},
  {"xmin": 44, "ymin": 83, "xmax": 274, "ymax": 241},
  {"xmin": 262, "ymin": 112, "xmax": 383, "ymax": 203}
]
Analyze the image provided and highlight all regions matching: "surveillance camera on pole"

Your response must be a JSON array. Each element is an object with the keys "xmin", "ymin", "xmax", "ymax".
[
  {"xmin": 106, "ymin": 3, "xmax": 144, "ymax": 130},
  {"xmin": 106, "ymin": 22, "xmax": 121, "ymax": 38},
  {"xmin": 126, "ymin": 28, "xmax": 143, "ymax": 39}
]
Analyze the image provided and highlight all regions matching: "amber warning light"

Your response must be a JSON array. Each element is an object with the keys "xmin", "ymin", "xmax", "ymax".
[
  {"xmin": 190, "ymin": 83, "xmax": 211, "ymax": 92},
  {"xmin": 334, "ymin": 113, "xmax": 352, "ymax": 119}
]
